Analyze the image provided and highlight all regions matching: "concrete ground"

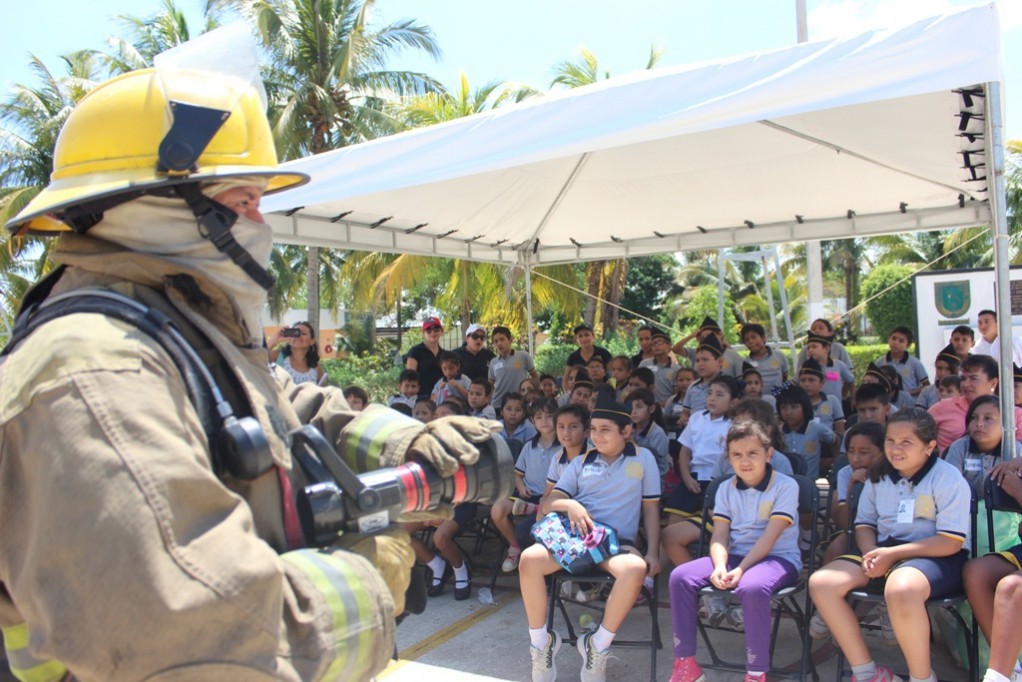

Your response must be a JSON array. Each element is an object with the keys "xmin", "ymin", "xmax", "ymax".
[{"xmin": 379, "ymin": 549, "xmax": 971, "ymax": 682}]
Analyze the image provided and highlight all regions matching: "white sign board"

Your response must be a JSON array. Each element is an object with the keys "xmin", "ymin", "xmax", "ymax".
[{"xmin": 913, "ymin": 266, "xmax": 1022, "ymax": 375}]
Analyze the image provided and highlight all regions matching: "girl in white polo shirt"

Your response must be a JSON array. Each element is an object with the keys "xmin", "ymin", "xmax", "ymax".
[{"xmin": 809, "ymin": 408, "xmax": 971, "ymax": 682}]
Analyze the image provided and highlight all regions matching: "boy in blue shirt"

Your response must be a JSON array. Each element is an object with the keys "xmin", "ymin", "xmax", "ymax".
[
  {"xmin": 876, "ymin": 326, "xmax": 930, "ymax": 398},
  {"xmin": 520, "ymin": 394, "xmax": 660, "ymax": 682}
]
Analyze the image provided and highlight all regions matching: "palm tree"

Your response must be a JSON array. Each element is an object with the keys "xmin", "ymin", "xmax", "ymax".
[
  {"xmin": 103, "ymin": 0, "xmax": 224, "ymax": 74},
  {"xmin": 0, "ymin": 51, "xmax": 105, "ymax": 336},
  {"xmin": 400, "ymin": 71, "xmax": 537, "ymax": 127},
  {"xmin": 240, "ymin": 0, "xmax": 442, "ymax": 333},
  {"xmin": 550, "ymin": 44, "xmax": 663, "ymax": 336}
]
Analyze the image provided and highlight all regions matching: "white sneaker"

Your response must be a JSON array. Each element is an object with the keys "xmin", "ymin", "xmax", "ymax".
[
  {"xmin": 501, "ymin": 546, "xmax": 522, "ymax": 573},
  {"xmin": 577, "ymin": 631, "xmax": 611, "ymax": 682},
  {"xmin": 575, "ymin": 583, "xmax": 606, "ymax": 603},
  {"xmin": 808, "ymin": 612, "xmax": 830, "ymax": 640},
  {"xmin": 530, "ymin": 629, "xmax": 561, "ymax": 682}
]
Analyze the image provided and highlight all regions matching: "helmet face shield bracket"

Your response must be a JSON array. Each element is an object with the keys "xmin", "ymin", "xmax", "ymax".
[{"xmin": 157, "ymin": 101, "xmax": 231, "ymax": 175}]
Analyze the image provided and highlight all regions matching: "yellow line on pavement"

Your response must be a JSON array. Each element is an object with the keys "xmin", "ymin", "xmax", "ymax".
[{"xmin": 395, "ymin": 591, "xmax": 519, "ymax": 662}]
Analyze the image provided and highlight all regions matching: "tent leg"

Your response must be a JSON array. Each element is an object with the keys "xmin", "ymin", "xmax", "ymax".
[
  {"xmin": 525, "ymin": 260, "xmax": 535, "ymax": 357},
  {"xmin": 986, "ymin": 81, "xmax": 1015, "ymax": 460},
  {"xmin": 763, "ymin": 253, "xmax": 779, "ymax": 341},
  {"xmin": 717, "ymin": 250, "xmax": 726, "ymax": 327}
]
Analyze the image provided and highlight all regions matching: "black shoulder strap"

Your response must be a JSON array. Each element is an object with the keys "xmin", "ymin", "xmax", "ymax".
[{"xmin": 2, "ymin": 284, "xmax": 274, "ymax": 481}]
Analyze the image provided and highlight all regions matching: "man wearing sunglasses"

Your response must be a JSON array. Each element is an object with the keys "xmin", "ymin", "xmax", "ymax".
[{"xmin": 454, "ymin": 323, "xmax": 496, "ymax": 382}]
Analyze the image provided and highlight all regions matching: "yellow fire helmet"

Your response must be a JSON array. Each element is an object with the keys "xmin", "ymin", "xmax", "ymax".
[{"xmin": 7, "ymin": 66, "xmax": 308, "ymax": 236}]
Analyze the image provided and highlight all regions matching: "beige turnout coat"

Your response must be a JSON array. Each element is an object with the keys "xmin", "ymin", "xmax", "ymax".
[{"xmin": 0, "ymin": 235, "xmax": 421, "ymax": 681}]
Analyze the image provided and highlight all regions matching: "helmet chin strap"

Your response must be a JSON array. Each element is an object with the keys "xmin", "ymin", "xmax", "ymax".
[{"xmin": 176, "ymin": 183, "xmax": 276, "ymax": 292}]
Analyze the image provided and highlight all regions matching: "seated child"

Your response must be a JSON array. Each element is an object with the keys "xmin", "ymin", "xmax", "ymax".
[
  {"xmin": 680, "ymin": 334, "xmax": 725, "ymax": 427},
  {"xmin": 403, "ymin": 503, "xmax": 477, "ymax": 601},
  {"xmin": 915, "ymin": 344, "xmax": 960, "ymax": 409},
  {"xmin": 436, "ymin": 399, "xmax": 466, "ymax": 418},
  {"xmin": 499, "ymin": 392, "xmax": 538, "ymax": 443},
  {"xmin": 668, "ymin": 420, "xmax": 802, "ymax": 682},
  {"xmin": 608, "ymin": 355, "xmax": 633, "ymax": 401},
  {"xmin": 520, "ymin": 394, "xmax": 660, "ymax": 681},
  {"xmin": 622, "ymin": 366, "xmax": 655, "ymax": 403},
  {"xmin": 963, "ymin": 457, "xmax": 1022, "ymax": 682},
  {"xmin": 875, "ymin": 326, "xmax": 930, "ymax": 397},
  {"xmin": 343, "ymin": 385, "xmax": 368, "ymax": 411},
  {"xmin": 712, "ymin": 399, "xmax": 795, "ymax": 478},
  {"xmin": 799, "ymin": 358, "xmax": 845, "ymax": 439},
  {"xmin": 468, "ymin": 377, "xmax": 497, "ymax": 419},
  {"xmin": 538, "ymin": 373, "xmax": 559, "ymax": 399},
  {"xmin": 877, "ymin": 364, "xmax": 915, "ymax": 413},
  {"xmin": 389, "ymin": 369, "xmax": 420, "ymax": 410},
  {"xmin": 587, "ymin": 356, "xmax": 608, "ymax": 386},
  {"xmin": 944, "ymin": 395, "xmax": 1022, "ymax": 505},
  {"xmin": 741, "ymin": 323, "xmax": 789, "ymax": 395},
  {"xmin": 557, "ymin": 365, "xmax": 581, "ymax": 407},
  {"xmin": 492, "ymin": 398, "xmax": 560, "ymax": 572},
  {"xmin": 664, "ymin": 367, "xmax": 697, "ymax": 432},
  {"xmin": 808, "ymin": 409, "xmax": 972, "ymax": 682},
  {"xmin": 817, "ymin": 422, "xmax": 885, "ymax": 571},
  {"xmin": 840, "ymin": 384, "xmax": 890, "ymax": 454},
  {"xmin": 519, "ymin": 377, "xmax": 541, "ymax": 403},
  {"xmin": 939, "ymin": 374, "xmax": 962, "ymax": 400},
  {"xmin": 431, "ymin": 350, "xmax": 472, "ymax": 405},
  {"xmin": 589, "ymin": 382, "xmax": 616, "ymax": 414},
  {"xmin": 544, "ymin": 404, "xmax": 591, "ymax": 496},
  {"xmin": 805, "ymin": 331, "xmax": 854, "ymax": 405},
  {"xmin": 660, "ymin": 375, "xmax": 741, "ymax": 566},
  {"xmin": 569, "ymin": 370, "xmax": 595, "ymax": 408},
  {"xmin": 628, "ymin": 388, "xmax": 671, "ymax": 478},
  {"xmin": 741, "ymin": 362, "xmax": 775, "ymax": 409},
  {"xmin": 950, "ymin": 324, "xmax": 975, "ymax": 366},
  {"xmin": 413, "ymin": 396, "xmax": 436, "ymax": 422},
  {"xmin": 777, "ymin": 383, "xmax": 834, "ymax": 479}
]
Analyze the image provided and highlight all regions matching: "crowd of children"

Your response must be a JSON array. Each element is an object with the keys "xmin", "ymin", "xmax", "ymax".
[{"xmin": 337, "ymin": 314, "xmax": 1022, "ymax": 682}]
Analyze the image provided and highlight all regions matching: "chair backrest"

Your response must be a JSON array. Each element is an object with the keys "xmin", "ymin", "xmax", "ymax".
[
  {"xmin": 777, "ymin": 450, "xmax": 806, "ymax": 477},
  {"xmin": 696, "ymin": 474, "xmax": 734, "ymax": 556},
  {"xmin": 828, "ymin": 453, "xmax": 849, "ymax": 486},
  {"xmin": 790, "ymin": 473, "xmax": 821, "ymax": 573}
]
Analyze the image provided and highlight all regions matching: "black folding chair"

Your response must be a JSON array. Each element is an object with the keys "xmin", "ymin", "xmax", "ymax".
[
  {"xmin": 832, "ymin": 487, "xmax": 979, "ymax": 682},
  {"xmin": 695, "ymin": 473, "xmax": 821, "ymax": 681}
]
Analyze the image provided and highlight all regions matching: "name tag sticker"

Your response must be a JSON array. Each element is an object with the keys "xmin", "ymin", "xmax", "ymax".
[
  {"xmin": 965, "ymin": 458, "xmax": 982, "ymax": 472},
  {"xmin": 826, "ymin": 370, "xmax": 840, "ymax": 382},
  {"xmin": 897, "ymin": 498, "xmax": 914, "ymax": 524}
]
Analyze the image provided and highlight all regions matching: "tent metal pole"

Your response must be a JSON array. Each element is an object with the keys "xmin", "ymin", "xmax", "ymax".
[
  {"xmin": 763, "ymin": 252, "xmax": 779, "ymax": 341},
  {"xmin": 985, "ymin": 81, "xmax": 1015, "ymax": 460},
  {"xmin": 717, "ymin": 250, "xmax": 726, "ymax": 327},
  {"xmin": 524, "ymin": 256, "xmax": 535, "ymax": 357},
  {"xmin": 777, "ymin": 254, "xmax": 796, "ymax": 374}
]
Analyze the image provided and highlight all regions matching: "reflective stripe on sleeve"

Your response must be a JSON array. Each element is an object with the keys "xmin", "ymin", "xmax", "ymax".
[
  {"xmin": 2, "ymin": 623, "xmax": 68, "ymax": 682},
  {"xmin": 344, "ymin": 409, "xmax": 420, "ymax": 471},
  {"xmin": 282, "ymin": 549, "xmax": 375, "ymax": 681}
]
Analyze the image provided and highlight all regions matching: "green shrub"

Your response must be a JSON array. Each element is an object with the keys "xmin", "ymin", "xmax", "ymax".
[
  {"xmin": 845, "ymin": 344, "xmax": 892, "ymax": 381},
  {"xmin": 533, "ymin": 335, "xmax": 641, "ymax": 376},
  {"xmin": 860, "ymin": 264, "xmax": 916, "ymax": 339},
  {"xmin": 323, "ymin": 349, "xmax": 401, "ymax": 404}
]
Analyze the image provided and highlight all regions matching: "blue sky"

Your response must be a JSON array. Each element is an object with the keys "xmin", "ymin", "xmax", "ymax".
[{"xmin": 3, "ymin": 0, "xmax": 1021, "ymax": 140}]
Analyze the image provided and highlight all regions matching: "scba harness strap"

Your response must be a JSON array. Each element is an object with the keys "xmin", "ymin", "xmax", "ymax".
[{"xmin": 2, "ymin": 270, "xmax": 273, "ymax": 481}]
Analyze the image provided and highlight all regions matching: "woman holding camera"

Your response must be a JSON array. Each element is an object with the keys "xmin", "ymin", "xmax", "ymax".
[{"xmin": 269, "ymin": 321, "xmax": 325, "ymax": 385}]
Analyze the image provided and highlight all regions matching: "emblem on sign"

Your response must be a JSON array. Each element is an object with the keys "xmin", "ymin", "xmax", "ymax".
[{"xmin": 934, "ymin": 281, "xmax": 970, "ymax": 318}]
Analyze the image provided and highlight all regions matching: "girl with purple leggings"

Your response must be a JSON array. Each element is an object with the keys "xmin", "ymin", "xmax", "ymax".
[{"xmin": 668, "ymin": 420, "xmax": 803, "ymax": 682}]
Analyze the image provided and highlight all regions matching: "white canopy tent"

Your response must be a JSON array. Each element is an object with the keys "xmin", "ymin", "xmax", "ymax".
[{"xmin": 263, "ymin": 3, "xmax": 1014, "ymax": 445}]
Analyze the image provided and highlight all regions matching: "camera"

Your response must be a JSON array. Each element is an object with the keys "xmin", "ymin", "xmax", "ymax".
[
  {"xmin": 290, "ymin": 425, "xmax": 514, "ymax": 545},
  {"xmin": 282, "ymin": 327, "xmax": 301, "ymax": 338}
]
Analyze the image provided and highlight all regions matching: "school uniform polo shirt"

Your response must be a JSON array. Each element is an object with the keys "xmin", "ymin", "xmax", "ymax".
[
  {"xmin": 501, "ymin": 420, "xmax": 538, "ymax": 444},
  {"xmin": 633, "ymin": 421, "xmax": 670, "ymax": 476},
  {"xmin": 472, "ymin": 405, "xmax": 497, "ymax": 420},
  {"xmin": 819, "ymin": 358, "xmax": 853, "ymax": 403},
  {"xmin": 546, "ymin": 448, "xmax": 576, "ymax": 486},
  {"xmin": 639, "ymin": 357, "xmax": 680, "ymax": 404},
  {"xmin": 855, "ymin": 455, "xmax": 972, "ymax": 552},
  {"xmin": 713, "ymin": 466, "xmax": 802, "ymax": 570},
  {"xmin": 891, "ymin": 390, "xmax": 916, "ymax": 412},
  {"xmin": 488, "ymin": 350, "xmax": 535, "ymax": 408},
  {"xmin": 553, "ymin": 443, "xmax": 661, "ymax": 542},
  {"xmin": 915, "ymin": 384, "xmax": 940, "ymax": 410},
  {"xmin": 679, "ymin": 411, "xmax": 732, "ymax": 481},
  {"xmin": 684, "ymin": 347, "xmax": 744, "ymax": 378},
  {"xmin": 388, "ymin": 394, "xmax": 417, "ymax": 410},
  {"xmin": 811, "ymin": 394, "xmax": 844, "ymax": 431},
  {"xmin": 835, "ymin": 465, "xmax": 854, "ymax": 504},
  {"xmin": 782, "ymin": 420, "xmax": 834, "ymax": 479},
  {"xmin": 944, "ymin": 437, "xmax": 1022, "ymax": 500},
  {"xmin": 682, "ymin": 378, "xmax": 711, "ymax": 413},
  {"xmin": 745, "ymin": 347, "xmax": 789, "ymax": 394},
  {"xmin": 876, "ymin": 352, "xmax": 930, "ymax": 393},
  {"xmin": 515, "ymin": 436, "xmax": 562, "ymax": 495}
]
